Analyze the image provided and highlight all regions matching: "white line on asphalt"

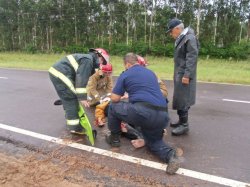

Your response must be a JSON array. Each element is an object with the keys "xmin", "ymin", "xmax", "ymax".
[
  {"xmin": 223, "ymin": 99, "xmax": 250, "ymax": 104},
  {"xmin": 198, "ymin": 80, "xmax": 250, "ymax": 87},
  {"xmin": 0, "ymin": 77, "xmax": 8, "ymax": 79},
  {"xmin": 0, "ymin": 123, "xmax": 249, "ymax": 187}
]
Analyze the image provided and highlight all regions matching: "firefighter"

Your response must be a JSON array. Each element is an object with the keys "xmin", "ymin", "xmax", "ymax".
[
  {"xmin": 49, "ymin": 48, "xmax": 110, "ymax": 134},
  {"xmin": 86, "ymin": 63, "xmax": 113, "ymax": 127},
  {"xmin": 86, "ymin": 63, "xmax": 113, "ymax": 107}
]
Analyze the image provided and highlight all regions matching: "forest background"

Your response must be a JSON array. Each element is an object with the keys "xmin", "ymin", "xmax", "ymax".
[{"xmin": 0, "ymin": 0, "xmax": 249, "ymax": 60}]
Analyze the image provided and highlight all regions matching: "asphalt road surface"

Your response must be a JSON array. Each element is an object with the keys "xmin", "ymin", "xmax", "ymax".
[{"xmin": 0, "ymin": 68, "xmax": 250, "ymax": 187}]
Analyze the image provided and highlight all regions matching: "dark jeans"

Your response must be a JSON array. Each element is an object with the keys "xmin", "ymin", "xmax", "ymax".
[{"xmin": 108, "ymin": 101, "xmax": 174, "ymax": 163}]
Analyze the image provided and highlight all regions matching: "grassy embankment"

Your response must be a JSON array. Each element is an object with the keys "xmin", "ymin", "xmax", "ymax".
[{"xmin": 0, "ymin": 52, "xmax": 249, "ymax": 84}]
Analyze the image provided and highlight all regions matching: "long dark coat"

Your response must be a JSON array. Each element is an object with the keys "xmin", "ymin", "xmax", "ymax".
[{"xmin": 172, "ymin": 27, "xmax": 199, "ymax": 110}]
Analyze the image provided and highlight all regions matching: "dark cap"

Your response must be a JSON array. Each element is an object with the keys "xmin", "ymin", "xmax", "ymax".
[{"xmin": 166, "ymin": 18, "xmax": 182, "ymax": 33}]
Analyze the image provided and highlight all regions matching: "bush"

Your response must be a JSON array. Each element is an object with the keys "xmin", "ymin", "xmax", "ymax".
[
  {"xmin": 25, "ymin": 44, "xmax": 38, "ymax": 54},
  {"xmin": 52, "ymin": 46, "xmax": 64, "ymax": 53},
  {"xmin": 131, "ymin": 42, "xmax": 149, "ymax": 56},
  {"xmin": 109, "ymin": 43, "xmax": 131, "ymax": 56},
  {"xmin": 48, "ymin": 41, "xmax": 250, "ymax": 60}
]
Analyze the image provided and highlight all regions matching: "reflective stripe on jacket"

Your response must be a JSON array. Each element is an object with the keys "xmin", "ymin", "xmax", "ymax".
[{"xmin": 49, "ymin": 54, "xmax": 95, "ymax": 100}]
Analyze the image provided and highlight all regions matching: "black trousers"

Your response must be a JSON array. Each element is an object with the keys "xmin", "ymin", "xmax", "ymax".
[{"xmin": 108, "ymin": 101, "xmax": 175, "ymax": 163}]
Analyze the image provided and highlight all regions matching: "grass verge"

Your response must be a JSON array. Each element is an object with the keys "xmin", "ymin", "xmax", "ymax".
[{"xmin": 0, "ymin": 52, "xmax": 249, "ymax": 85}]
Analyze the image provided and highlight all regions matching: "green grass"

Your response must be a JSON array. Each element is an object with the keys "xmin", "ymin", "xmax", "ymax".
[{"xmin": 0, "ymin": 52, "xmax": 250, "ymax": 84}]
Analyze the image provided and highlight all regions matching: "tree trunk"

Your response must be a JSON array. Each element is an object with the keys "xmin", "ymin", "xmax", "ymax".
[
  {"xmin": 196, "ymin": 0, "xmax": 201, "ymax": 39},
  {"xmin": 126, "ymin": 6, "xmax": 130, "ymax": 45},
  {"xmin": 33, "ymin": 13, "xmax": 38, "ymax": 47},
  {"xmin": 46, "ymin": 26, "xmax": 49, "ymax": 50},
  {"xmin": 17, "ymin": 12, "xmax": 21, "ymax": 48},
  {"xmin": 239, "ymin": 22, "xmax": 243, "ymax": 44},
  {"xmin": 144, "ymin": 5, "xmax": 147, "ymax": 43},
  {"xmin": 248, "ymin": 16, "xmax": 250, "ymax": 41},
  {"xmin": 213, "ymin": 1, "xmax": 218, "ymax": 45},
  {"xmin": 50, "ymin": 18, "xmax": 53, "ymax": 50},
  {"xmin": 74, "ymin": 4, "xmax": 78, "ymax": 45}
]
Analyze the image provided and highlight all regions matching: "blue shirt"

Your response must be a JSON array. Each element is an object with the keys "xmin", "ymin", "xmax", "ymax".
[{"xmin": 113, "ymin": 65, "xmax": 166, "ymax": 107}]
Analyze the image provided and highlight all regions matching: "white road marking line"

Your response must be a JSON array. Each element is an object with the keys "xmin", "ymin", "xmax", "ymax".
[
  {"xmin": 0, "ymin": 123, "xmax": 249, "ymax": 187},
  {"xmin": 198, "ymin": 80, "xmax": 250, "ymax": 87},
  {"xmin": 0, "ymin": 77, "xmax": 8, "ymax": 79},
  {"xmin": 223, "ymin": 99, "xmax": 250, "ymax": 104}
]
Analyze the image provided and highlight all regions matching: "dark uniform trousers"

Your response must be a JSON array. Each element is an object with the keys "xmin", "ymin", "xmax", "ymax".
[
  {"xmin": 108, "ymin": 101, "xmax": 174, "ymax": 163},
  {"xmin": 49, "ymin": 74, "xmax": 81, "ymax": 131}
]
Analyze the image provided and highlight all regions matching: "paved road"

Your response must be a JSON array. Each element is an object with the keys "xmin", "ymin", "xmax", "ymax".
[{"xmin": 0, "ymin": 68, "xmax": 250, "ymax": 186}]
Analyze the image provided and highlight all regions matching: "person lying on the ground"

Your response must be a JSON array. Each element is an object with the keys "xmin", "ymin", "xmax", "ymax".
[{"xmin": 121, "ymin": 122, "xmax": 168, "ymax": 148}]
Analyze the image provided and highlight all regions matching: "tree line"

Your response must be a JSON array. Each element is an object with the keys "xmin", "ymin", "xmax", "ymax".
[{"xmin": 0, "ymin": 0, "xmax": 249, "ymax": 59}]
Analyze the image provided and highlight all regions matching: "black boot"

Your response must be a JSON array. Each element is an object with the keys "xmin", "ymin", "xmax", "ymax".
[
  {"xmin": 166, "ymin": 150, "xmax": 180, "ymax": 175},
  {"xmin": 105, "ymin": 132, "xmax": 121, "ymax": 147},
  {"xmin": 170, "ymin": 119, "xmax": 180, "ymax": 128},
  {"xmin": 171, "ymin": 116, "xmax": 189, "ymax": 136}
]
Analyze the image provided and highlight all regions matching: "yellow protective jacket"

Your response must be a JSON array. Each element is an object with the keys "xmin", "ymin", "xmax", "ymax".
[{"xmin": 86, "ymin": 70, "xmax": 113, "ymax": 106}]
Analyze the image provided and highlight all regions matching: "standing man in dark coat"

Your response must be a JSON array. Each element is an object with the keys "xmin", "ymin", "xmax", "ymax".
[{"xmin": 166, "ymin": 18, "xmax": 199, "ymax": 136}]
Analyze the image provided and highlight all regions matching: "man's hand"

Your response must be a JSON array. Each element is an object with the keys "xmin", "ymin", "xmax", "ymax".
[
  {"xmin": 111, "ymin": 93, "xmax": 122, "ymax": 103},
  {"xmin": 120, "ymin": 93, "xmax": 128, "ymax": 100},
  {"xmin": 182, "ymin": 77, "xmax": 190, "ymax": 84},
  {"xmin": 80, "ymin": 100, "xmax": 90, "ymax": 107}
]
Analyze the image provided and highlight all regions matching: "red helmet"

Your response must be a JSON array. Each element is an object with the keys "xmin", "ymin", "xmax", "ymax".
[
  {"xmin": 89, "ymin": 48, "xmax": 110, "ymax": 64},
  {"xmin": 137, "ymin": 55, "xmax": 148, "ymax": 67},
  {"xmin": 100, "ymin": 63, "xmax": 112, "ymax": 74}
]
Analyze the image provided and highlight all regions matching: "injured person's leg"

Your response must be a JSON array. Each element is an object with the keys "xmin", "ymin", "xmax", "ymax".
[{"xmin": 131, "ymin": 138, "xmax": 145, "ymax": 148}]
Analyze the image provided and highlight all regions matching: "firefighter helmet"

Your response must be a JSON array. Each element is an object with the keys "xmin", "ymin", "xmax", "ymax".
[
  {"xmin": 137, "ymin": 55, "xmax": 148, "ymax": 67},
  {"xmin": 100, "ymin": 63, "xmax": 112, "ymax": 74},
  {"xmin": 89, "ymin": 48, "xmax": 110, "ymax": 65}
]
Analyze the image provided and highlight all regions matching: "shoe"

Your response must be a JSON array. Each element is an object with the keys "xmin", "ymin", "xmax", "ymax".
[
  {"xmin": 166, "ymin": 150, "xmax": 180, "ymax": 175},
  {"xmin": 105, "ymin": 133, "xmax": 120, "ymax": 147},
  {"xmin": 54, "ymin": 99, "xmax": 62, "ymax": 105},
  {"xmin": 170, "ymin": 120, "xmax": 180, "ymax": 128},
  {"xmin": 70, "ymin": 125, "xmax": 85, "ymax": 135},
  {"xmin": 171, "ymin": 123, "xmax": 189, "ymax": 136},
  {"xmin": 70, "ymin": 130, "xmax": 86, "ymax": 135}
]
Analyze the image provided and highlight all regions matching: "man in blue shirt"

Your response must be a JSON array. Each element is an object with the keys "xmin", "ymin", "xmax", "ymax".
[{"xmin": 105, "ymin": 53, "xmax": 180, "ymax": 175}]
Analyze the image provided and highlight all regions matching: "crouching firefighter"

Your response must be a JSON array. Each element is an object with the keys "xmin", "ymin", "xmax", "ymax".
[{"xmin": 49, "ymin": 48, "xmax": 110, "ymax": 135}]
